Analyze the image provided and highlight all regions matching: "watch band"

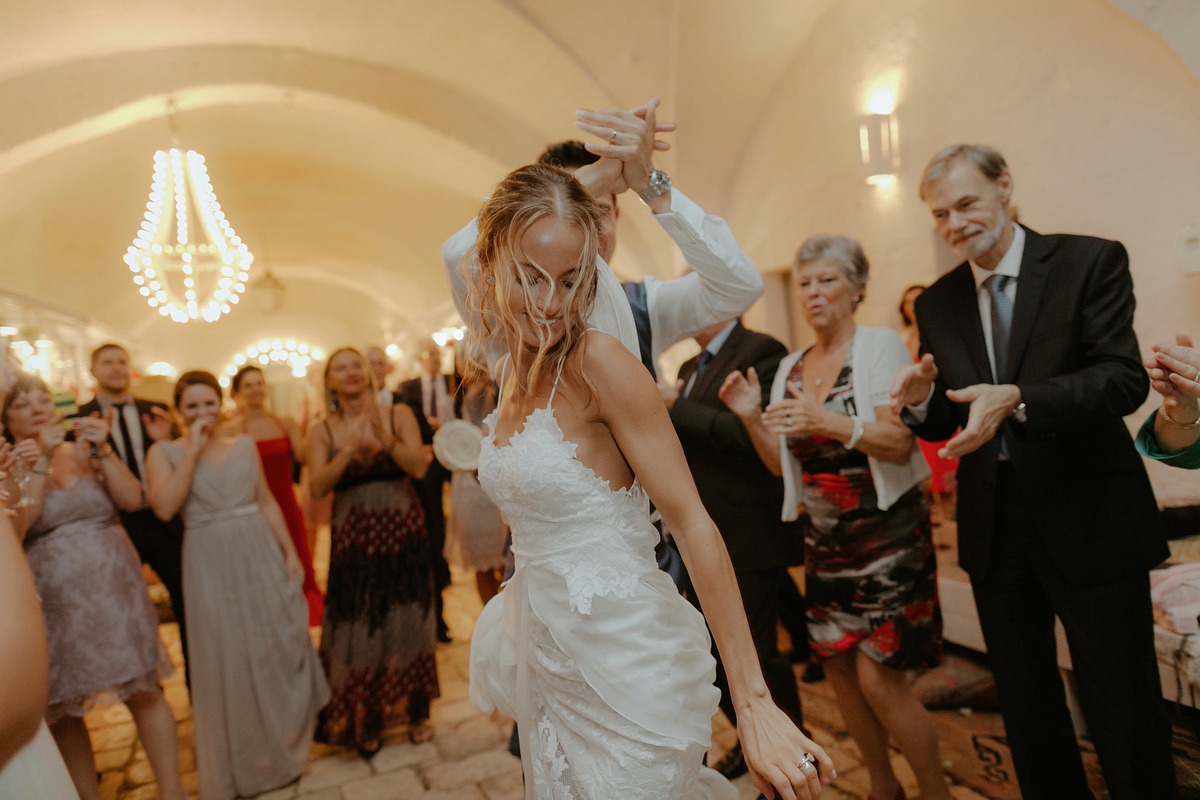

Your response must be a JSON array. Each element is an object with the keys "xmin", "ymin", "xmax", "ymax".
[{"xmin": 637, "ymin": 169, "xmax": 672, "ymax": 204}]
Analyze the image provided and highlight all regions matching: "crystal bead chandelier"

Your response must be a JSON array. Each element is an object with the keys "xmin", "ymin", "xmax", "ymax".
[{"xmin": 123, "ymin": 145, "xmax": 253, "ymax": 323}]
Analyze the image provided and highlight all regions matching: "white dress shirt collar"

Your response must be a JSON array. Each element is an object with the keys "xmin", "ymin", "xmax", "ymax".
[{"xmin": 969, "ymin": 223, "xmax": 1025, "ymax": 290}]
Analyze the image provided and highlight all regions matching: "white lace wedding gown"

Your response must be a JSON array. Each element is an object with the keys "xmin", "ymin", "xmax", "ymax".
[{"xmin": 469, "ymin": 368, "xmax": 736, "ymax": 800}]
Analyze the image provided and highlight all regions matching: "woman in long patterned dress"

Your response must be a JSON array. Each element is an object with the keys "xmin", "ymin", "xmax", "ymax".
[
  {"xmin": 308, "ymin": 347, "xmax": 438, "ymax": 757},
  {"xmin": 146, "ymin": 371, "xmax": 329, "ymax": 800},
  {"xmin": 4, "ymin": 375, "xmax": 185, "ymax": 800},
  {"xmin": 226, "ymin": 365, "xmax": 324, "ymax": 625},
  {"xmin": 722, "ymin": 235, "xmax": 952, "ymax": 800}
]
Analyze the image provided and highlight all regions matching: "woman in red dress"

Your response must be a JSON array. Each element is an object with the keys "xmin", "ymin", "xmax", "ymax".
[{"xmin": 227, "ymin": 366, "xmax": 324, "ymax": 625}]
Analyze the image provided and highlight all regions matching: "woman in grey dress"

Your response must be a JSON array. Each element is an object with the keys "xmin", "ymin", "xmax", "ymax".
[
  {"xmin": 4, "ymin": 374, "xmax": 185, "ymax": 800},
  {"xmin": 147, "ymin": 371, "xmax": 329, "ymax": 800}
]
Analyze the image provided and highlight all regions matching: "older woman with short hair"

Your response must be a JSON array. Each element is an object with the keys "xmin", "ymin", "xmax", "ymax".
[{"xmin": 721, "ymin": 234, "xmax": 952, "ymax": 800}]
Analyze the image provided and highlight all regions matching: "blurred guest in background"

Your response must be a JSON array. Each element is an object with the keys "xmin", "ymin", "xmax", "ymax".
[
  {"xmin": 226, "ymin": 365, "xmax": 323, "ymax": 625},
  {"xmin": 76, "ymin": 343, "xmax": 189, "ymax": 682},
  {"xmin": 898, "ymin": 285, "xmax": 957, "ymax": 525},
  {"xmin": 398, "ymin": 339, "xmax": 455, "ymax": 642},
  {"xmin": 723, "ymin": 235, "xmax": 949, "ymax": 800},
  {"xmin": 663, "ymin": 317, "xmax": 803, "ymax": 782},
  {"xmin": 6, "ymin": 374, "xmax": 185, "ymax": 800},
  {"xmin": 444, "ymin": 364, "xmax": 507, "ymax": 605},
  {"xmin": 148, "ymin": 371, "xmax": 327, "ymax": 800},
  {"xmin": 309, "ymin": 348, "xmax": 438, "ymax": 755}
]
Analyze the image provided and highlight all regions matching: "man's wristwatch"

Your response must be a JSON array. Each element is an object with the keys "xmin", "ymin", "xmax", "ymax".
[
  {"xmin": 1010, "ymin": 402, "xmax": 1027, "ymax": 424},
  {"xmin": 637, "ymin": 169, "xmax": 672, "ymax": 204}
]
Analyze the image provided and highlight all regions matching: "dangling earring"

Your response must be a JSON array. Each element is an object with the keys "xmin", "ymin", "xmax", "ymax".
[{"xmin": 329, "ymin": 391, "xmax": 339, "ymax": 413}]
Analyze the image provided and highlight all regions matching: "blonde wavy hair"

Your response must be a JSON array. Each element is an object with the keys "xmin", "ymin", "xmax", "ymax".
[{"xmin": 462, "ymin": 164, "xmax": 602, "ymax": 396}]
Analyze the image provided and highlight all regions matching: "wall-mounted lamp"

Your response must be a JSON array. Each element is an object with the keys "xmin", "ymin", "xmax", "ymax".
[{"xmin": 858, "ymin": 113, "xmax": 899, "ymax": 187}]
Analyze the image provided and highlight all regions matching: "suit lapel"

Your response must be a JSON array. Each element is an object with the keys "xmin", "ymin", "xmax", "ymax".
[
  {"xmin": 693, "ymin": 323, "xmax": 746, "ymax": 400},
  {"xmin": 1004, "ymin": 226, "xmax": 1052, "ymax": 382},
  {"xmin": 944, "ymin": 263, "xmax": 994, "ymax": 383}
]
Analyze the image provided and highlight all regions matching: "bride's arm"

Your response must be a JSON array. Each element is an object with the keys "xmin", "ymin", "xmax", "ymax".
[{"xmin": 581, "ymin": 332, "xmax": 832, "ymax": 800}]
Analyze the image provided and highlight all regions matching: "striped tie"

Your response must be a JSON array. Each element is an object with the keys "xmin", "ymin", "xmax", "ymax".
[{"xmin": 986, "ymin": 274, "xmax": 1013, "ymax": 383}]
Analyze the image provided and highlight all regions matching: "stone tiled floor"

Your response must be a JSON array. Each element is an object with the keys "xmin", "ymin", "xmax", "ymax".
[{"xmin": 89, "ymin": 526, "xmax": 993, "ymax": 800}]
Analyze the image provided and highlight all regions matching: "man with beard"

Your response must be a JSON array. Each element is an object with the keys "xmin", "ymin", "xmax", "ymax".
[{"xmin": 890, "ymin": 145, "xmax": 1174, "ymax": 800}]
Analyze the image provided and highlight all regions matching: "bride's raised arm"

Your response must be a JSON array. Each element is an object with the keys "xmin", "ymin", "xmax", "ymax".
[{"xmin": 580, "ymin": 330, "xmax": 833, "ymax": 800}]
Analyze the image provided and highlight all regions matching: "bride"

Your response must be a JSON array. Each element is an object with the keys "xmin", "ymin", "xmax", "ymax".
[{"xmin": 463, "ymin": 163, "xmax": 832, "ymax": 800}]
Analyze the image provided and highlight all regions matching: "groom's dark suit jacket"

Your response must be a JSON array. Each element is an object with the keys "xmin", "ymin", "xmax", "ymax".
[
  {"xmin": 909, "ymin": 225, "xmax": 1166, "ymax": 586},
  {"xmin": 670, "ymin": 322, "xmax": 799, "ymax": 572}
]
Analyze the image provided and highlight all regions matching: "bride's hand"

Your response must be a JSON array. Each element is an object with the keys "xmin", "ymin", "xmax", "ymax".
[{"xmin": 737, "ymin": 698, "xmax": 833, "ymax": 800}]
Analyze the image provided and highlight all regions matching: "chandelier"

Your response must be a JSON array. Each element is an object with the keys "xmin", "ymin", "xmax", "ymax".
[
  {"xmin": 221, "ymin": 339, "xmax": 325, "ymax": 386},
  {"xmin": 123, "ymin": 147, "xmax": 253, "ymax": 323}
]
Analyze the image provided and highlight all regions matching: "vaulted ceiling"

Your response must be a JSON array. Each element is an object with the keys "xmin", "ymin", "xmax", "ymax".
[{"xmin": 0, "ymin": 0, "xmax": 837, "ymax": 369}]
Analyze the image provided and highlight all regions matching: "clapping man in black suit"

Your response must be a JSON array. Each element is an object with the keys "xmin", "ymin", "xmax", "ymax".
[
  {"xmin": 663, "ymin": 318, "xmax": 804, "ymax": 780},
  {"xmin": 891, "ymin": 145, "xmax": 1175, "ymax": 799},
  {"xmin": 76, "ymin": 343, "xmax": 189, "ymax": 683},
  {"xmin": 398, "ymin": 339, "xmax": 456, "ymax": 642}
]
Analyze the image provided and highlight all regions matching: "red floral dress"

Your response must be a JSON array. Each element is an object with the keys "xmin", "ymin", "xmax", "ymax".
[{"xmin": 787, "ymin": 353, "xmax": 942, "ymax": 671}]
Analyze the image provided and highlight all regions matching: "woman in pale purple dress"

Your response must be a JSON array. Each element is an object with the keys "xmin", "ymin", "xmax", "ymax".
[{"xmin": 4, "ymin": 374, "xmax": 185, "ymax": 800}]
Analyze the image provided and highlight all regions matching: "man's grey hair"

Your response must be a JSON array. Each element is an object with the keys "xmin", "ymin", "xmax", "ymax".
[
  {"xmin": 918, "ymin": 144, "xmax": 1009, "ymax": 200},
  {"xmin": 794, "ymin": 234, "xmax": 869, "ymax": 295}
]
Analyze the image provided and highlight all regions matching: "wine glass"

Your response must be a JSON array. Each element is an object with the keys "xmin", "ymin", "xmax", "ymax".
[{"xmin": 10, "ymin": 458, "xmax": 32, "ymax": 507}]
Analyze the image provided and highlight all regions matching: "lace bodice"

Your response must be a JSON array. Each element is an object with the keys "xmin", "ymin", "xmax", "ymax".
[
  {"xmin": 26, "ymin": 474, "xmax": 120, "ymax": 545},
  {"xmin": 478, "ymin": 400, "xmax": 659, "ymax": 615}
]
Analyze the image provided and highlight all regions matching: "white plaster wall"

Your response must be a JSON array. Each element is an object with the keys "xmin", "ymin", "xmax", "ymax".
[{"xmin": 731, "ymin": 0, "xmax": 1200, "ymax": 502}]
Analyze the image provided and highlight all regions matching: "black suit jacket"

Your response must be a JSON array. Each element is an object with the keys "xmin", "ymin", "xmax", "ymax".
[
  {"xmin": 909, "ymin": 226, "xmax": 1165, "ymax": 585},
  {"xmin": 670, "ymin": 322, "xmax": 800, "ymax": 572},
  {"xmin": 398, "ymin": 374, "xmax": 457, "ymax": 481}
]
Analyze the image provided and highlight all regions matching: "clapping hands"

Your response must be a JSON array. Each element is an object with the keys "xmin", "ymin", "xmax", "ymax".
[{"xmin": 1146, "ymin": 331, "xmax": 1200, "ymax": 422}]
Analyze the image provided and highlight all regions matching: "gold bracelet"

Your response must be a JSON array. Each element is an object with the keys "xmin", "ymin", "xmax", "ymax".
[{"xmin": 1158, "ymin": 402, "xmax": 1200, "ymax": 429}]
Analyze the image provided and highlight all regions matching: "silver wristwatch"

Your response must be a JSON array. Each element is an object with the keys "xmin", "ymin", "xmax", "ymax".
[{"xmin": 637, "ymin": 169, "xmax": 672, "ymax": 204}]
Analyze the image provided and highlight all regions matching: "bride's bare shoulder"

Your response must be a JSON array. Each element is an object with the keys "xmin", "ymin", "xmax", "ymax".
[{"xmin": 576, "ymin": 329, "xmax": 657, "ymax": 409}]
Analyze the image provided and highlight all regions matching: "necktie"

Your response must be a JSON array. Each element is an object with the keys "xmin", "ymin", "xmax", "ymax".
[
  {"xmin": 113, "ymin": 402, "xmax": 141, "ymax": 480},
  {"xmin": 685, "ymin": 351, "xmax": 714, "ymax": 398},
  {"xmin": 986, "ymin": 274, "xmax": 1013, "ymax": 383}
]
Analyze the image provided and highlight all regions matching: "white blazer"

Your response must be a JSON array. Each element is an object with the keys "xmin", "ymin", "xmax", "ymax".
[{"xmin": 773, "ymin": 325, "xmax": 929, "ymax": 520}]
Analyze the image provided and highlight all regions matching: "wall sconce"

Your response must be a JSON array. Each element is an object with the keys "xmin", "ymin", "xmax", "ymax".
[{"xmin": 858, "ymin": 113, "xmax": 899, "ymax": 187}]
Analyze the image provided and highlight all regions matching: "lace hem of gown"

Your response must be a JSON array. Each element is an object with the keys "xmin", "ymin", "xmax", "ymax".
[{"xmin": 47, "ymin": 664, "xmax": 168, "ymax": 725}]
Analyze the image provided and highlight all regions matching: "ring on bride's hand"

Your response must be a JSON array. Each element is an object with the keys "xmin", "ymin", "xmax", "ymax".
[
  {"xmin": 609, "ymin": 128, "xmax": 618, "ymax": 143},
  {"xmin": 785, "ymin": 414, "xmax": 792, "ymax": 426},
  {"xmin": 796, "ymin": 752, "xmax": 817, "ymax": 773}
]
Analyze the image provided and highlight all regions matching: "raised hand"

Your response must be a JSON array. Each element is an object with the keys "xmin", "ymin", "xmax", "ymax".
[
  {"xmin": 719, "ymin": 367, "xmax": 763, "ymax": 419},
  {"xmin": 187, "ymin": 414, "xmax": 217, "ymax": 455},
  {"xmin": 142, "ymin": 406, "xmax": 174, "ymax": 442},
  {"xmin": 75, "ymin": 410, "xmax": 112, "ymax": 446},
  {"xmin": 37, "ymin": 422, "xmax": 65, "ymax": 455},
  {"xmin": 889, "ymin": 353, "xmax": 938, "ymax": 415},
  {"xmin": 574, "ymin": 97, "xmax": 675, "ymax": 194},
  {"xmin": 10, "ymin": 439, "xmax": 40, "ymax": 471},
  {"xmin": 940, "ymin": 383, "xmax": 1022, "ymax": 459},
  {"xmin": 1146, "ymin": 332, "xmax": 1200, "ymax": 421},
  {"xmin": 762, "ymin": 390, "xmax": 823, "ymax": 437}
]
